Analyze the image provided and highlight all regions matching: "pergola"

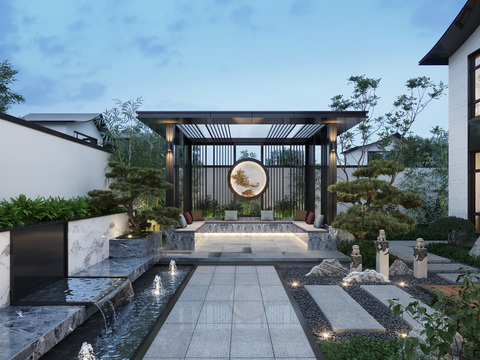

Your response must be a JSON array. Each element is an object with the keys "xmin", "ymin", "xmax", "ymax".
[{"xmin": 138, "ymin": 111, "xmax": 367, "ymax": 223}]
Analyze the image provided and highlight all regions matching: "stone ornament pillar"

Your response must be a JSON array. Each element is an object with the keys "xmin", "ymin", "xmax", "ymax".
[
  {"xmin": 376, "ymin": 229, "xmax": 389, "ymax": 279},
  {"xmin": 413, "ymin": 237, "xmax": 428, "ymax": 279},
  {"xmin": 350, "ymin": 245, "xmax": 362, "ymax": 272}
]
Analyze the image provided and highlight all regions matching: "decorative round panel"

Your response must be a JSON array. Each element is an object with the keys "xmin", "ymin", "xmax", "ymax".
[{"xmin": 228, "ymin": 159, "xmax": 269, "ymax": 199}]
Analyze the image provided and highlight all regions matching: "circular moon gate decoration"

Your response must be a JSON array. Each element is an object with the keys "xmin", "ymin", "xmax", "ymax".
[{"xmin": 228, "ymin": 158, "xmax": 269, "ymax": 199}]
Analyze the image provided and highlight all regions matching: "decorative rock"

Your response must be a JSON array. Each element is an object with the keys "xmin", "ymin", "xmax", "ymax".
[
  {"xmin": 350, "ymin": 245, "xmax": 362, "ymax": 272},
  {"xmin": 306, "ymin": 259, "xmax": 348, "ymax": 277},
  {"xmin": 414, "ymin": 238, "xmax": 428, "ymax": 279},
  {"xmin": 376, "ymin": 229, "xmax": 389, "ymax": 280},
  {"xmin": 335, "ymin": 228, "xmax": 355, "ymax": 243},
  {"xmin": 342, "ymin": 269, "xmax": 390, "ymax": 283},
  {"xmin": 389, "ymin": 259, "xmax": 413, "ymax": 276},
  {"xmin": 468, "ymin": 236, "xmax": 480, "ymax": 258}
]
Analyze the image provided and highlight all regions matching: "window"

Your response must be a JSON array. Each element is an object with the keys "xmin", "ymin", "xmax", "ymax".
[{"xmin": 470, "ymin": 50, "xmax": 480, "ymax": 119}]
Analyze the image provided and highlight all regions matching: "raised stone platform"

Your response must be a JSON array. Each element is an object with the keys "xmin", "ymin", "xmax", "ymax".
[
  {"xmin": 166, "ymin": 218, "xmax": 336, "ymax": 252},
  {"xmin": 305, "ymin": 285, "xmax": 385, "ymax": 333},
  {"xmin": 110, "ymin": 231, "xmax": 163, "ymax": 258}
]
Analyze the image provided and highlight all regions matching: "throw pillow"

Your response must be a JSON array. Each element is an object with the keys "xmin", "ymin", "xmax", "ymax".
[
  {"xmin": 190, "ymin": 210, "xmax": 204, "ymax": 221},
  {"xmin": 306, "ymin": 212, "xmax": 315, "ymax": 225},
  {"xmin": 294, "ymin": 210, "xmax": 308, "ymax": 221},
  {"xmin": 184, "ymin": 212, "xmax": 193, "ymax": 224},
  {"xmin": 314, "ymin": 214, "xmax": 324, "ymax": 228},
  {"xmin": 261, "ymin": 210, "xmax": 274, "ymax": 221},
  {"xmin": 224, "ymin": 210, "xmax": 238, "ymax": 221},
  {"xmin": 179, "ymin": 214, "xmax": 187, "ymax": 228}
]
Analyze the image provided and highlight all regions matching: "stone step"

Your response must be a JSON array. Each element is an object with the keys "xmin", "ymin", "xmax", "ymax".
[
  {"xmin": 305, "ymin": 285, "xmax": 385, "ymax": 333},
  {"xmin": 437, "ymin": 273, "xmax": 480, "ymax": 283},
  {"xmin": 361, "ymin": 285, "xmax": 434, "ymax": 329}
]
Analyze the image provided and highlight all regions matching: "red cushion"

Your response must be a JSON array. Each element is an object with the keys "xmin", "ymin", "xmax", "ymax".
[
  {"xmin": 184, "ymin": 212, "xmax": 193, "ymax": 224},
  {"xmin": 306, "ymin": 212, "xmax": 315, "ymax": 225}
]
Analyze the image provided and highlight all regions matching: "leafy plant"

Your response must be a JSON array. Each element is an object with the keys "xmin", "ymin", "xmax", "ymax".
[
  {"xmin": 428, "ymin": 216, "xmax": 477, "ymax": 245},
  {"xmin": 0, "ymin": 194, "xmax": 112, "ymax": 229},
  {"xmin": 338, "ymin": 239, "xmax": 397, "ymax": 269},
  {"xmin": 389, "ymin": 270, "xmax": 480, "ymax": 360},
  {"xmin": 1, "ymin": 59, "xmax": 26, "ymax": 112},
  {"xmin": 88, "ymin": 161, "xmax": 181, "ymax": 235},
  {"xmin": 329, "ymin": 160, "xmax": 422, "ymax": 241},
  {"xmin": 426, "ymin": 243, "xmax": 480, "ymax": 268},
  {"xmin": 318, "ymin": 335, "xmax": 402, "ymax": 360}
]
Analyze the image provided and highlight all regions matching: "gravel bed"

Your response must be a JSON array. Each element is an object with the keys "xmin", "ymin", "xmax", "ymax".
[{"xmin": 278, "ymin": 266, "xmax": 453, "ymax": 343}]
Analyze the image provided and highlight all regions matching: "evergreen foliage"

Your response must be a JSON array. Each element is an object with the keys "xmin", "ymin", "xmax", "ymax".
[
  {"xmin": 328, "ymin": 160, "xmax": 421, "ymax": 241},
  {"xmin": 88, "ymin": 161, "xmax": 181, "ymax": 235},
  {"xmin": 0, "ymin": 60, "xmax": 25, "ymax": 113}
]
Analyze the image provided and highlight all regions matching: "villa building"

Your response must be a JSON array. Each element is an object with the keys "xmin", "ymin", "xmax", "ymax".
[{"xmin": 420, "ymin": 0, "xmax": 480, "ymax": 232}]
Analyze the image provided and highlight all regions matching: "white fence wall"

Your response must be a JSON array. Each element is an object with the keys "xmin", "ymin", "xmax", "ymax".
[{"xmin": 0, "ymin": 115, "xmax": 109, "ymax": 200}]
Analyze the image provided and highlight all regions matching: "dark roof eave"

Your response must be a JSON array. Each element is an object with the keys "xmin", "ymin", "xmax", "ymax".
[{"xmin": 419, "ymin": 0, "xmax": 480, "ymax": 66}]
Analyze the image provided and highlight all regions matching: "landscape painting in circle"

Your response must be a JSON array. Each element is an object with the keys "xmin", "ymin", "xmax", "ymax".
[{"xmin": 229, "ymin": 160, "xmax": 268, "ymax": 198}]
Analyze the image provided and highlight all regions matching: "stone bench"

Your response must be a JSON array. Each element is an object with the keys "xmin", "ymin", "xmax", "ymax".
[{"xmin": 165, "ymin": 218, "xmax": 335, "ymax": 251}]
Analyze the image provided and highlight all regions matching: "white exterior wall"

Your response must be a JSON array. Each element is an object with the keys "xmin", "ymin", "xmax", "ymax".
[
  {"xmin": 0, "ymin": 117, "xmax": 109, "ymax": 200},
  {"xmin": 36, "ymin": 121, "xmax": 102, "ymax": 145},
  {"xmin": 448, "ymin": 26, "xmax": 480, "ymax": 219}
]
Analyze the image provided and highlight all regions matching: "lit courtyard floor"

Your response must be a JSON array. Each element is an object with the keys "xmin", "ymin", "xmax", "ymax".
[
  {"xmin": 143, "ymin": 265, "xmax": 321, "ymax": 359},
  {"xmin": 164, "ymin": 234, "xmax": 348, "ymax": 263}
]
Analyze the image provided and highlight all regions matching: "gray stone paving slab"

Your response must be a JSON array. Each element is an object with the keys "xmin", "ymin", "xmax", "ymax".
[
  {"xmin": 143, "ymin": 323, "xmax": 196, "ymax": 358},
  {"xmin": 193, "ymin": 265, "xmax": 216, "ymax": 273},
  {"xmin": 234, "ymin": 284, "xmax": 263, "ymax": 301},
  {"xmin": 269, "ymin": 323, "xmax": 316, "ymax": 358},
  {"xmin": 197, "ymin": 301, "xmax": 233, "ymax": 324},
  {"xmin": 264, "ymin": 302, "xmax": 301, "ymax": 324},
  {"xmin": 306, "ymin": 285, "xmax": 385, "ymax": 333},
  {"xmin": 361, "ymin": 285, "xmax": 434, "ymax": 328},
  {"xmin": 204, "ymin": 285, "xmax": 235, "ymax": 301},
  {"xmin": 214, "ymin": 266, "xmax": 236, "ymax": 273},
  {"xmin": 230, "ymin": 323, "xmax": 274, "ymax": 358},
  {"xmin": 261, "ymin": 285, "xmax": 290, "ymax": 302},
  {"xmin": 235, "ymin": 273, "xmax": 259, "ymax": 285},
  {"xmin": 164, "ymin": 302, "xmax": 203, "ymax": 324},
  {"xmin": 185, "ymin": 323, "xmax": 232, "ymax": 358},
  {"xmin": 427, "ymin": 263, "xmax": 478, "ymax": 272},
  {"xmin": 232, "ymin": 302, "xmax": 267, "ymax": 324},
  {"xmin": 236, "ymin": 265, "xmax": 257, "ymax": 273},
  {"xmin": 437, "ymin": 273, "xmax": 480, "ymax": 283},
  {"xmin": 187, "ymin": 272, "xmax": 213, "ymax": 285},
  {"xmin": 211, "ymin": 273, "xmax": 235, "ymax": 285},
  {"xmin": 177, "ymin": 285, "xmax": 209, "ymax": 302},
  {"xmin": 258, "ymin": 273, "xmax": 283, "ymax": 286}
]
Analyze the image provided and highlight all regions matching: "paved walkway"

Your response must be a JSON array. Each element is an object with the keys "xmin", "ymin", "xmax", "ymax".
[
  {"xmin": 388, "ymin": 241, "xmax": 450, "ymax": 263},
  {"xmin": 143, "ymin": 265, "xmax": 319, "ymax": 359}
]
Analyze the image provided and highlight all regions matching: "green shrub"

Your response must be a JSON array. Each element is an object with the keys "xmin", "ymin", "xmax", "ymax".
[
  {"xmin": 0, "ymin": 194, "xmax": 122, "ymax": 230},
  {"xmin": 338, "ymin": 240, "xmax": 398, "ymax": 269},
  {"xmin": 428, "ymin": 216, "xmax": 477, "ymax": 245},
  {"xmin": 364, "ymin": 225, "xmax": 433, "ymax": 241},
  {"xmin": 389, "ymin": 270, "xmax": 480, "ymax": 360},
  {"xmin": 318, "ymin": 335, "xmax": 402, "ymax": 360},
  {"xmin": 426, "ymin": 243, "xmax": 480, "ymax": 268}
]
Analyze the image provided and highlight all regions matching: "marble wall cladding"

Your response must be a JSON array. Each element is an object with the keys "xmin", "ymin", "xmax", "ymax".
[
  {"xmin": 109, "ymin": 232, "xmax": 162, "ymax": 258},
  {"xmin": 196, "ymin": 222, "xmax": 304, "ymax": 234},
  {"xmin": 0, "ymin": 231, "xmax": 10, "ymax": 309},
  {"xmin": 308, "ymin": 232, "xmax": 337, "ymax": 250},
  {"xmin": 68, "ymin": 213, "xmax": 129, "ymax": 276},
  {"xmin": 165, "ymin": 227, "xmax": 195, "ymax": 250},
  {"xmin": 0, "ymin": 305, "xmax": 94, "ymax": 360}
]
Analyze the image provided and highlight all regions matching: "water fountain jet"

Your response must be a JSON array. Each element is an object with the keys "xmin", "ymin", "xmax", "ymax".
[
  {"xmin": 153, "ymin": 275, "xmax": 162, "ymax": 295},
  {"xmin": 169, "ymin": 260, "xmax": 177, "ymax": 275},
  {"xmin": 78, "ymin": 342, "xmax": 96, "ymax": 360}
]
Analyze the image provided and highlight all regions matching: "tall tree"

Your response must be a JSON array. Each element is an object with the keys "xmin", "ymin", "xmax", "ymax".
[{"xmin": 0, "ymin": 60, "xmax": 25, "ymax": 113}]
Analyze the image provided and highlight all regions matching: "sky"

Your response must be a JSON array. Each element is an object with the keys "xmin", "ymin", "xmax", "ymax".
[{"xmin": 1, "ymin": 0, "xmax": 467, "ymax": 138}]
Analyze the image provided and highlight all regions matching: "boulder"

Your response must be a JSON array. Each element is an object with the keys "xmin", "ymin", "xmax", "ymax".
[
  {"xmin": 342, "ymin": 269, "xmax": 390, "ymax": 283},
  {"xmin": 468, "ymin": 236, "xmax": 480, "ymax": 258},
  {"xmin": 389, "ymin": 259, "xmax": 413, "ymax": 276},
  {"xmin": 306, "ymin": 259, "xmax": 348, "ymax": 276},
  {"xmin": 334, "ymin": 228, "xmax": 355, "ymax": 243}
]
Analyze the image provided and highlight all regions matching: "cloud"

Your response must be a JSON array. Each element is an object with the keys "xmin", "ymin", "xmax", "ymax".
[
  {"xmin": 0, "ymin": 0, "xmax": 20, "ymax": 57},
  {"xmin": 19, "ymin": 75, "xmax": 59, "ymax": 106},
  {"xmin": 230, "ymin": 5, "xmax": 256, "ymax": 31},
  {"xmin": 290, "ymin": 0, "xmax": 313, "ymax": 16},
  {"xmin": 69, "ymin": 82, "xmax": 107, "ymax": 101},
  {"xmin": 136, "ymin": 36, "xmax": 168, "ymax": 56},
  {"xmin": 168, "ymin": 19, "xmax": 189, "ymax": 32},
  {"xmin": 37, "ymin": 36, "xmax": 66, "ymax": 56}
]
